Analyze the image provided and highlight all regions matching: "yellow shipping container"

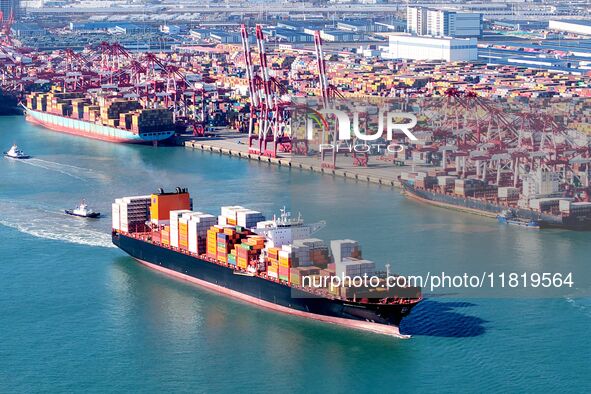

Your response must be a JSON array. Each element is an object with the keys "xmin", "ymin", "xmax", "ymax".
[
  {"xmin": 237, "ymin": 257, "xmax": 248, "ymax": 268},
  {"xmin": 279, "ymin": 257, "xmax": 291, "ymax": 268}
]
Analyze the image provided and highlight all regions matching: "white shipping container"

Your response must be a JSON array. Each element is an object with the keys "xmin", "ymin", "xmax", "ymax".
[
  {"xmin": 170, "ymin": 209, "xmax": 191, "ymax": 225},
  {"xmin": 182, "ymin": 211, "xmax": 202, "ymax": 219},
  {"xmin": 170, "ymin": 226, "xmax": 179, "ymax": 248},
  {"xmin": 122, "ymin": 195, "xmax": 151, "ymax": 203},
  {"xmin": 331, "ymin": 239, "xmax": 359, "ymax": 263},
  {"xmin": 437, "ymin": 176, "xmax": 456, "ymax": 186},
  {"xmin": 237, "ymin": 209, "xmax": 265, "ymax": 228},
  {"xmin": 498, "ymin": 187, "xmax": 519, "ymax": 198},
  {"xmin": 559, "ymin": 199, "xmax": 574, "ymax": 212},
  {"xmin": 192, "ymin": 213, "xmax": 216, "ymax": 222},
  {"xmin": 221, "ymin": 205, "xmax": 244, "ymax": 221},
  {"xmin": 335, "ymin": 258, "xmax": 375, "ymax": 278},
  {"xmin": 188, "ymin": 223, "xmax": 198, "ymax": 254},
  {"xmin": 169, "ymin": 210, "xmax": 191, "ymax": 249},
  {"xmin": 111, "ymin": 203, "xmax": 120, "ymax": 230},
  {"xmin": 188, "ymin": 215, "xmax": 217, "ymax": 254}
]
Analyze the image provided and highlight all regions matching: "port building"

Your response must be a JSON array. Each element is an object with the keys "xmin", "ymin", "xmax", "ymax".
[
  {"xmin": 407, "ymin": 6, "xmax": 482, "ymax": 38},
  {"xmin": 384, "ymin": 34, "xmax": 478, "ymax": 62},
  {"xmin": 549, "ymin": 20, "xmax": 591, "ymax": 36}
]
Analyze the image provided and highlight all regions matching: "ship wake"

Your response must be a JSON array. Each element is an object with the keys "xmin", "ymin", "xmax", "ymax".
[
  {"xmin": 0, "ymin": 200, "xmax": 114, "ymax": 248},
  {"xmin": 565, "ymin": 297, "xmax": 591, "ymax": 318},
  {"xmin": 15, "ymin": 158, "xmax": 102, "ymax": 181}
]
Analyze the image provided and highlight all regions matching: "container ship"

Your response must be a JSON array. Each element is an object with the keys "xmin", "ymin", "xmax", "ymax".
[
  {"xmin": 23, "ymin": 89, "xmax": 175, "ymax": 144},
  {"xmin": 400, "ymin": 169, "xmax": 591, "ymax": 230},
  {"xmin": 111, "ymin": 188, "xmax": 422, "ymax": 338}
]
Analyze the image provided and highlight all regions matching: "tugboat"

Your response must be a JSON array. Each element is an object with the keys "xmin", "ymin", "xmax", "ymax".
[
  {"xmin": 65, "ymin": 200, "xmax": 100, "ymax": 218},
  {"xmin": 497, "ymin": 209, "xmax": 540, "ymax": 229},
  {"xmin": 3, "ymin": 144, "xmax": 30, "ymax": 159}
]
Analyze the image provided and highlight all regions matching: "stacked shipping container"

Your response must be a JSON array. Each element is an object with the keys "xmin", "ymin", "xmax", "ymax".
[
  {"xmin": 111, "ymin": 196, "xmax": 151, "ymax": 233},
  {"xmin": 187, "ymin": 213, "xmax": 217, "ymax": 255},
  {"xmin": 169, "ymin": 210, "xmax": 192, "ymax": 248},
  {"xmin": 25, "ymin": 90, "xmax": 175, "ymax": 136}
]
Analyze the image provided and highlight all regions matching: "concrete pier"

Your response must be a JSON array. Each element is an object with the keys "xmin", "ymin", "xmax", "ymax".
[{"xmin": 184, "ymin": 136, "xmax": 409, "ymax": 188}]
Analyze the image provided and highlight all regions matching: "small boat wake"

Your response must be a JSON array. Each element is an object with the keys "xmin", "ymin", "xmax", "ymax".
[
  {"xmin": 565, "ymin": 297, "xmax": 591, "ymax": 318},
  {"xmin": 12, "ymin": 158, "xmax": 103, "ymax": 181},
  {"xmin": 0, "ymin": 200, "xmax": 114, "ymax": 248}
]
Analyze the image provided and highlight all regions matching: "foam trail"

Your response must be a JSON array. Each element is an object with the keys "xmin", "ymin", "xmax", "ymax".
[
  {"xmin": 565, "ymin": 297, "xmax": 591, "ymax": 318},
  {"xmin": 15, "ymin": 158, "xmax": 87, "ymax": 181},
  {"xmin": 32, "ymin": 158, "xmax": 96, "ymax": 172},
  {"xmin": 0, "ymin": 200, "xmax": 115, "ymax": 248}
]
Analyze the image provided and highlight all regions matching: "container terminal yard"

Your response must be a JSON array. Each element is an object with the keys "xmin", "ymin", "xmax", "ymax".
[{"xmin": 2, "ymin": 5, "xmax": 591, "ymax": 228}]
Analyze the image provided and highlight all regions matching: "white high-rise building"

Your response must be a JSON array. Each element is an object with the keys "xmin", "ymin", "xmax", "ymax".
[
  {"xmin": 407, "ymin": 6, "xmax": 428, "ymax": 36},
  {"xmin": 407, "ymin": 7, "xmax": 482, "ymax": 38}
]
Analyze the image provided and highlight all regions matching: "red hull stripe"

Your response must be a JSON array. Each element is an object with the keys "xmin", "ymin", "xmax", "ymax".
[
  {"xmin": 134, "ymin": 258, "xmax": 410, "ymax": 338},
  {"xmin": 26, "ymin": 115, "xmax": 143, "ymax": 144}
]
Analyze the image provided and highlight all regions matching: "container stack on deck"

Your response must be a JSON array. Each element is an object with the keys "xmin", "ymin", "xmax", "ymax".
[
  {"xmin": 112, "ymin": 189, "xmax": 406, "ymax": 297},
  {"xmin": 131, "ymin": 109, "xmax": 175, "ymax": 134},
  {"xmin": 112, "ymin": 196, "xmax": 151, "ymax": 233},
  {"xmin": 234, "ymin": 235, "xmax": 265, "ymax": 268},
  {"xmin": 169, "ymin": 209, "xmax": 192, "ymax": 248},
  {"xmin": 187, "ymin": 213, "xmax": 217, "ymax": 255},
  {"xmin": 24, "ymin": 88, "xmax": 176, "ymax": 135}
]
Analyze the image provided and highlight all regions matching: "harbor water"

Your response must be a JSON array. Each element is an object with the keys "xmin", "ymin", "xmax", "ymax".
[{"xmin": 1, "ymin": 116, "xmax": 590, "ymax": 392}]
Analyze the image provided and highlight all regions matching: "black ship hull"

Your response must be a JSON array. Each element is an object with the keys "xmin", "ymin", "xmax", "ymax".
[
  {"xmin": 0, "ymin": 92, "xmax": 22, "ymax": 116},
  {"xmin": 112, "ymin": 232, "xmax": 421, "ymax": 337},
  {"xmin": 401, "ymin": 181, "xmax": 591, "ymax": 230},
  {"xmin": 65, "ymin": 209, "xmax": 100, "ymax": 218}
]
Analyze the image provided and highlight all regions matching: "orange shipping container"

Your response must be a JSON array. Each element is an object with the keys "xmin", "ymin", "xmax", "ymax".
[
  {"xmin": 149, "ymin": 192, "xmax": 191, "ymax": 223},
  {"xmin": 268, "ymin": 247, "xmax": 280, "ymax": 257}
]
